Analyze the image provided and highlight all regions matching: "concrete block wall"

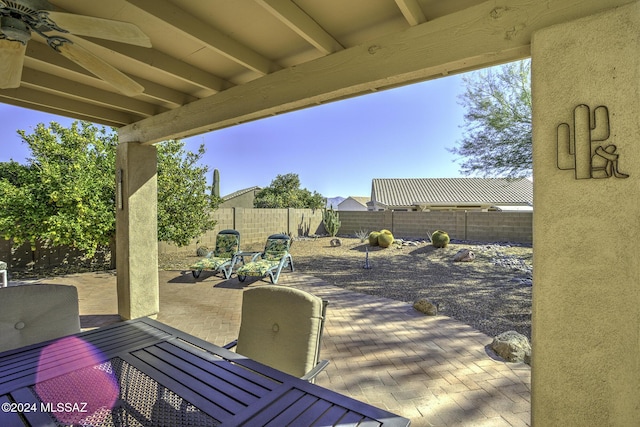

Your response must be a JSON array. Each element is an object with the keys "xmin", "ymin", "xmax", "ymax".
[
  {"xmin": 1, "ymin": 208, "xmax": 533, "ymax": 268},
  {"xmin": 338, "ymin": 211, "xmax": 532, "ymax": 243},
  {"xmin": 466, "ymin": 212, "xmax": 532, "ymax": 242}
]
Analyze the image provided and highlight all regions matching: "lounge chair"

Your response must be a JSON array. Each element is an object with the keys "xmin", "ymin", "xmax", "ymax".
[
  {"xmin": 236, "ymin": 233, "xmax": 293, "ymax": 284},
  {"xmin": 224, "ymin": 285, "xmax": 329, "ymax": 382},
  {"xmin": 0, "ymin": 284, "xmax": 81, "ymax": 353},
  {"xmin": 191, "ymin": 229, "xmax": 241, "ymax": 279}
]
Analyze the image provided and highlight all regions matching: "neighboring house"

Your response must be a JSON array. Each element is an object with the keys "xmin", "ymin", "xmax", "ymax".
[
  {"xmin": 338, "ymin": 196, "xmax": 370, "ymax": 211},
  {"xmin": 219, "ymin": 186, "xmax": 261, "ymax": 208},
  {"xmin": 369, "ymin": 178, "xmax": 533, "ymax": 212}
]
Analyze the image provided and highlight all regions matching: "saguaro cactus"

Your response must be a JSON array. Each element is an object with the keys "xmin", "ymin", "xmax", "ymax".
[
  {"xmin": 557, "ymin": 105, "xmax": 610, "ymax": 179},
  {"xmin": 211, "ymin": 168, "xmax": 220, "ymax": 198}
]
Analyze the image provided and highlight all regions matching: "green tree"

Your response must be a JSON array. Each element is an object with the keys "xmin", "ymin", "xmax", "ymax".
[
  {"xmin": 450, "ymin": 59, "xmax": 532, "ymax": 177},
  {"xmin": 0, "ymin": 122, "xmax": 117, "ymax": 257},
  {"xmin": 254, "ymin": 173, "xmax": 324, "ymax": 209},
  {"xmin": 157, "ymin": 140, "xmax": 216, "ymax": 246},
  {"xmin": 0, "ymin": 122, "xmax": 216, "ymax": 261}
]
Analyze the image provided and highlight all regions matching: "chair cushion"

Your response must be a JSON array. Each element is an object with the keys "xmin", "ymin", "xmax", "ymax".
[
  {"xmin": 263, "ymin": 239, "xmax": 289, "ymax": 261},
  {"xmin": 214, "ymin": 234, "xmax": 239, "ymax": 258},
  {"xmin": 236, "ymin": 286, "xmax": 323, "ymax": 377},
  {"xmin": 236, "ymin": 259, "xmax": 278, "ymax": 277},
  {"xmin": 0, "ymin": 261, "xmax": 6, "ymax": 270},
  {"xmin": 0, "ymin": 284, "xmax": 81, "ymax": 353},
  {"xmin": 191, "ymin": 256, "xmax": 231, "ymax": 271}
]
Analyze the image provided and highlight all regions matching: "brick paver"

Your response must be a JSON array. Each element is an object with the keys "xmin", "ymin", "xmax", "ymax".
[{"xmin": 28, "ymin": 270, "xmax": 531, "ymax": 427}]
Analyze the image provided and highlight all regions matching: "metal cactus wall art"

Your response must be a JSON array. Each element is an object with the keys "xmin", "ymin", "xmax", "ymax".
[{"xmin": 557, "ymin": 104, "xmax": 629, "ymax": 179}]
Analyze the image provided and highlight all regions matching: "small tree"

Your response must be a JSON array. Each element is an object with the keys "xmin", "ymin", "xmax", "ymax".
[
  {"xmin": 254, "ymin": 173, "xmax": 324, "ymax": 209},
  {"xmin": 1, "ymin": 122, "xmax": 118, "ymax": 257},
  {"xmin": 450, "ymin": 59, "xmax": 532, "ymax": 178},
  {"xmin": 322, "ymin": 206, "xmax": 341, "ymax": 237},
  {"xmin": 156, "ymin": 140, "xmax": 216, "ymax": 247}
]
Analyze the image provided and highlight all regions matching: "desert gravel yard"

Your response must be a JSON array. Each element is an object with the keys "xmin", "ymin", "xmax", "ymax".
[
  {"xmin": 157, "ymin": 235, "xmax": 533, "ymax": 340},
  {"xmin": 287, "ymin": 236, "xmax": 533, "ymax": 340}
]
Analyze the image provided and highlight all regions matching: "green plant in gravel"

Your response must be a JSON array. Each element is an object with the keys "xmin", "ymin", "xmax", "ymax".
[
  {"xmin": 431, "ymin": 230, "xmax": 450, "ymax": 248},
  {"xmin": 368, "ymin": 231, "xmax": 380, "ymax": 246},
  {"xmin": 355, "ymin": 229, "xmax": 369, "ymax": 242},
  {"xmin": 322, "ymin": 206, "xmax": 341, "ymax": 237},
  {"xmin": 378, "ymin": 230, "xmax": 394, "ymax": 248}
]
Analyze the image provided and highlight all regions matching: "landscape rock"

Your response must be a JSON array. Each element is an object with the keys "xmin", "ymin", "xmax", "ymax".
[
  {"xmin": 330, "ymin": 238, "xmax": 342, "ymax": 247},
  {"xmin": 491, "ymin": 330, "xmax": 531, "ymax": 363},
  {"xmin": 413, "ymin": 299, "xmax": 438, "ymax": 316},
  {"xmin": 453, "ymin": 249, "xmax": 475, "ymax": 262}
]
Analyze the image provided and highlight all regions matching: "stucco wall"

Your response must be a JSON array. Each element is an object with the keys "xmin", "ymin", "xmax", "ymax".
[{"xmin": 531, "ymin": 2, "xmax": 640, "ymax": 425}]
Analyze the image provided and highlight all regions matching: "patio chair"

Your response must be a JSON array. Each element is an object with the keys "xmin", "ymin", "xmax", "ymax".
[
  {"xmin": 0, "ymin": 284, "xmax": 81, "ymax": 353},
  {"xmin": 224, "ymin": 285, "xmax": 329, "ymax": 382},
  {"xmin": 236, "ymin": 233, "xmax": 293, "ymax": 284},
  {"xmin": 190, "ymin": 229, "xmax": 241, "ymax": 279}
]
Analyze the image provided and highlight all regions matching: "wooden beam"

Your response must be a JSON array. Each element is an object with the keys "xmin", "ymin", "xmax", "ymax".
[
  {"xmin": 25, "ymin": 41, "xmax": 198, "ymax": 107},
  {"xmin": 0, "ymin": 87, "xmax": 141, "ymax": 126},
  {"xmin": 128, "ymin": 0, "xmax": 280, "ymax": 75},
  {"xmin": 119, "ymin": 0, "xmax": 635, "ymax": 144},
  {"xmin": 255, "ymin": 0, "xmax": 344, "ymax": 54},
  {"xmin": 394, "ymin": 0, "xmax": 427, "ymax": 26},
  {"xmin": 20, "ymin": 69, "xmax": 164, "ymax": 117},
  {"xmin": 72, "ymin": 38, "xmax": 232, "ymax": 93}
]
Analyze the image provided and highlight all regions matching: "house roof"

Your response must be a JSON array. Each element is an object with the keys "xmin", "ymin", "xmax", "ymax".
[
  {"xmin": 223, "ymin": 186, "xmax": 261, "ymax": 201},
  {"xmin": 0, "ymin": 1, "xmax": 623, "ymax": 145},
  {"xmin": 339, "ymin": 196, "xmax": 370, "ymax": 207},
  {"xmin": 371, "ymin": 178, "xmax": 533, "ymax": 207}
]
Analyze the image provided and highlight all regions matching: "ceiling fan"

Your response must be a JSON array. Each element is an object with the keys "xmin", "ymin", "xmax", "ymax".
[{"xmin": 0, "ymin": 0, "xmax": 151, "ymax": 96}]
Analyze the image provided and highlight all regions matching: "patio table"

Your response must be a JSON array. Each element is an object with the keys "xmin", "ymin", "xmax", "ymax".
[{"xmin": 0, "ymin": 317, "xmax": 410, "ymax": 426}]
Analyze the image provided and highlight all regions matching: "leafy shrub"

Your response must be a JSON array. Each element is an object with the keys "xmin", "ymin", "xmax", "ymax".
[{"xmin": 431, "ymin": 230, "xmax": 450, "ymax": 248}]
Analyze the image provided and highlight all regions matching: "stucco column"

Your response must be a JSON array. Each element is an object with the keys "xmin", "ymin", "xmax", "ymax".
[
  {"xmin": 115, "ymin": 141, "xmax": 159, "ymax": 320},
  {"xmin": 531, "ymin": 2, "xmax": 639, "ymax": 425}
]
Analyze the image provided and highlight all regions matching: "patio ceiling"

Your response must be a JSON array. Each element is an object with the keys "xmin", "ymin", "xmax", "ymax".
[{"xmin": 0, "ymin": 0, "xmax": 632, "ymax": 144}]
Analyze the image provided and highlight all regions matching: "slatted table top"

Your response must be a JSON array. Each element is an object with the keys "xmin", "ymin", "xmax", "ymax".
[{"xmin": 0, "ymin": 317, "xmax": 410, "ymax": 427}]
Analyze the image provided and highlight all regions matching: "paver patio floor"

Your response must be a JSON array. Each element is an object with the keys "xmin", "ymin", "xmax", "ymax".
[{"xmin": 24, "ymin": 269, "xmax": 531, "ymax": 427}]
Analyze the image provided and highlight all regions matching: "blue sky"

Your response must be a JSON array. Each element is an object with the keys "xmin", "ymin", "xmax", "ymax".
[{"xmin": 0, "ymin": 73, "xmax": 469, "ymax": 198}]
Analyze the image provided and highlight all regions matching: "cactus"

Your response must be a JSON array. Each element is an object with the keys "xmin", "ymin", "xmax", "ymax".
[
  {"xmin": 322, "ymin": 207, "xmax": 341, "ymax": 237},
  {"xmin": 211, "ymin": 169, "xmax": 220, "ymax": 198},
  {"xmin": 378, "ymin": 230, "xmax": 394, "ymax": 248},
  {"xmin": 431, "ymin": 230, "xmax": 450, "ymax": 248},
  {"xmin": 557, "ymin": 105, "xmax": 610, "ymax": 179},
  {"xmin": 368, "ymin": 231, "xmax": 380, "ymax": 246},
  {"xmin": 196, "ymin": 246, "xmax": 209, "ymax": 257}
]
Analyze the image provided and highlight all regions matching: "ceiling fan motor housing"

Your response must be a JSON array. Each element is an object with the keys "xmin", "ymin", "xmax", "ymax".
[{"xmin": 0, "ymin": 15, "xmax": 30, "ymax": 43}]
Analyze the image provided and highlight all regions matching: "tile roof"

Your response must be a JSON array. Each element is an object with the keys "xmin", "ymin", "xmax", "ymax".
[
  {"xmin": 372, "ymin": 178, "xmax": 533, "ymax": 207},
  {"xmin": 222, "ymin": 186, "xmax": 261, "ymax": 201},
  {"xmin": 339, "ymin": 196, "xmax": 370, "ymax": 207}
]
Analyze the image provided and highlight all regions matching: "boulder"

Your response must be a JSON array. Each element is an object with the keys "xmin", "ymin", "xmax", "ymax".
[
  {"xmin": 491, "ymin": 331, "xmax": 531, "ymax": 363},
  {"xmin": 330, "ymin": 238, "xmax": 342, "ymax": 247},
  {"xmin": 453, "ymin": 249, "xmax": 475, "ymax": 262},
  {"xmin": 413, "ymin": 299, "xmax": 438, "ymax": 316}
]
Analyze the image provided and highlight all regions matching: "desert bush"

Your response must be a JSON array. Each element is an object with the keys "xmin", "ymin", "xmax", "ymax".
[{"xmin": 355, "ymin": 229, "xmax": 369, "ymax": 242}]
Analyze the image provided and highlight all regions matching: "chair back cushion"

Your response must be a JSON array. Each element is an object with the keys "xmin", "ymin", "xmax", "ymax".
[
  {"xmin": 262, "ymin": 234, "xmax": 290, "ymax": 261},
  {"xmin": 236, "ymin": 286, "xmax": 323, "ymax": 377},
  {"xmin": 0, "ymin": 284, "xmax": 81, "ymax": 353},
  {"xmin": 214, "ymin": 230, "xmax": 240, "ymax": 258}
]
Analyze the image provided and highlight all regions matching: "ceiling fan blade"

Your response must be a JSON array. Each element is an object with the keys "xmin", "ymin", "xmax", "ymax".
[
  {"xmin": 44, "ymin": 11, "xmax": 151, "ymax": 48},
  {"xmin": 57, "ymin": 41, "xmax": 144, "ymax": 96},
  {"xmin": 0, "ymin": 39, "xmax": 26, "ymax": 89}
]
